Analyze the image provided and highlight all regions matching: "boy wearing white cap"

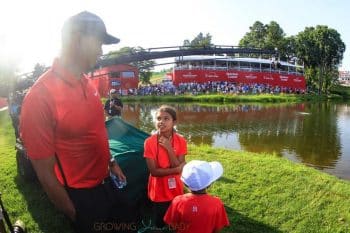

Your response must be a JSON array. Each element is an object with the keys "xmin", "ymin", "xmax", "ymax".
[{"xmin": 164, "ymin": 160, "xmax": 230, "ymax": 233}]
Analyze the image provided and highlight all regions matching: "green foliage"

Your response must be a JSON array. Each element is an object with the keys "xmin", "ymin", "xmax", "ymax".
[
  {"xmin": 239, "ymin": 21, "xmax": 288, "ymax": 59},
  {"xmin": 0, "ymin": 61, "xmax": 17, "ymax": 97},
  {"xmin": 296, "ymin": 25, "xmax": 345, "ymax": 94},
  {"xmin": 296, "ymin": 26, "xmax": 345, "ymax": 69},
  {"xmin": 239, "ymin": 22, "xmax": 345, "ymax": 95},
  {"xmin": 31, "ymin": 63, "xmax": 48, "ymax": 80},
  {"xmin": 330, "ymin": 85, "xmax": 350, "ymax": 99},
  {"xmin": 0, "ymin": 111, "xmax": 73, "ymax": 233},
  {"xmin": 0, "ymin": 63, "xmax": 47, "ymax": 98},
  {"xmin": 183, "ymin": 32, "xmax": 213, "ymax": 48},
  {"xmin": 280, "ymin": 36, "xmax": 298, "ymax": 62},
  {"xmin": 239, "ymin": 21, "xmax": 267, "ymax": 49},
  {"xmin": 106, "ymin": 46, "xmax": 155, "ymax": 84},
  {"xmin": 121, "ymin": 93, "xmax": 305, "ymax": 104},
  {"xmin": 150, "ymin": 70, "xmax": 168, "ymax": 84}
]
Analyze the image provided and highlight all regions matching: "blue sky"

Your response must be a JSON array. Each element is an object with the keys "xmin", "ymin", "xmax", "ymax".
[{"xmin": 1, "ymin": 0, "xmax": 349, "ymax": 72}]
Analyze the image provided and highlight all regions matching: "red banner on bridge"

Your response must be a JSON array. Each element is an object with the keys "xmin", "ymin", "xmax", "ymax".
[{"xmin": 172, "ymin": 69, "xmax": 306, "ymax": 90}]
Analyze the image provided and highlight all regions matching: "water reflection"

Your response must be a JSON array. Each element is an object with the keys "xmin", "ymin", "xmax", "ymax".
[{"xmin": 121, "ymin": 102, "xmax": 350, "ymax": 180}]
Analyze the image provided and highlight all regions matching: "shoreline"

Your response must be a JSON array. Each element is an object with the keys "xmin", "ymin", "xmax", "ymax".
[
  {"xmin": 0, "ymin": 109, "xmax": 350, "ymax": 232},
  {"xmin": 120, "ymin": 93, "xmax": 345, "ymax": 103}
]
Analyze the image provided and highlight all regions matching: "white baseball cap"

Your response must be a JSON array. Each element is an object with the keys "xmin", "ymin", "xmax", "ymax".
[{"xmin": 181, "ymin": 160, "xmax": 223, "ymax": 191}]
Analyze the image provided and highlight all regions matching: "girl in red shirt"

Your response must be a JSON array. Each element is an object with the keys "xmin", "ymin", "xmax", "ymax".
[{"xmin": 144, "ymin": 105, "xmax": 187, "ymax": 228}]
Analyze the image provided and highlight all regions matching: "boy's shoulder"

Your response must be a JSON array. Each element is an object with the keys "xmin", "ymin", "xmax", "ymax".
[
  {"xmin": 173, "ymin": 193, "xmax": 224, "ymax": 208},
  {"xmin": 174, "ymin": 193, "xmax": 219, "ymax": 201}
]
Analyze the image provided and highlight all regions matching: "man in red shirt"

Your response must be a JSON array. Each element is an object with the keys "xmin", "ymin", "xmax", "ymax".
[
  {"xmin": 20, "ymin": 11, "xmax": 126, "ymax": 233},
  {"xmin": 164, "ymin": 160, "xmax": 230, "ymax": 233}
]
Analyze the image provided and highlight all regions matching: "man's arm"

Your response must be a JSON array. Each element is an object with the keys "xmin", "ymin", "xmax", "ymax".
[
  {"xmin": 109, "ymin": 159, "xmax": 126, "ymax": 182},
  {"xmin": 30, "ymin": 156, "xmax": 76, "ymax": 221}
]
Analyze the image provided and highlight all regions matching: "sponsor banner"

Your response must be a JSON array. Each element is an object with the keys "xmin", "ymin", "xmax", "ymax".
[
  {"xmin": 227, "ymin": 72, "xmax": 239, "ymax": 79},
  {"xmin": 279, "ymin": 76, "xmax": 289, "ymax": 82},
  {"xmin": 173, "ymin": 69, "xmax": 306, "ymax": 90},
  {"xmin": 182, "ymin": 72, "xmax": 198, "ymax": 78},
  {"xmin": 205, "ymin": 72, "xmax": 219, "ymax": 78},
  {"xmin": 245, "ymin": 74, "xmax": 257, "ymax": 79}
]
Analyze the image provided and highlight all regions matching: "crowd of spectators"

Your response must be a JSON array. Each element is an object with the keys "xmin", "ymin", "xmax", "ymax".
[{"xmin": 133, "ymin": 81, "xmax": 306, "ymax": 96}]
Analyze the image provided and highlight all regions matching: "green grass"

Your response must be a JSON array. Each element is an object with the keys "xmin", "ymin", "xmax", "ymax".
[
  {"xmin": 150, "ymin": 71, "xmax": 168, "ymax": 84},
  {"xmin": 1, "ymin": 110, "xmax": 350, "ymax": 232},
  {"xmin": 0, "ymin": 110, "xmax": 73, "ymax": 233},
  {"xmin": 188, "ymin": 145, "xmax": 350, "ymax": 233},
  {"xmin": 330, "ymin": 85, "xmax": 350, "ymax": 100}
]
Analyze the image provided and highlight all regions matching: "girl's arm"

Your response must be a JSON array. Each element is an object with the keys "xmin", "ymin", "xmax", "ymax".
[{"xmin": 145, "ymin": 158, "xmax": 185, "ymax": 177}]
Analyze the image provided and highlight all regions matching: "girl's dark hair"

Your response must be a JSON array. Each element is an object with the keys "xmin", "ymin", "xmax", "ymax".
[{"xmin": 157, "ymin": 105, "xmax": 177, "ymax": 121}]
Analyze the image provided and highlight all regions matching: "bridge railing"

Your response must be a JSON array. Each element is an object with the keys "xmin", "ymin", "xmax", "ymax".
[{"xmin": 96, "ymin": 45, "xmax": 276, "ymax": 68}]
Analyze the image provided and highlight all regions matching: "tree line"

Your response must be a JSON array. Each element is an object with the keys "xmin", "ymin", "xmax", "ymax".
[
  {"xmin": 239, "ymin": 21, "xmax": 345, "ymax": 94},
  {"xmin": 178, "ymin": 22, "xmax": 345, "ymax": 94},
  {"xmin": 0, "ymin": 21, "xmax": 345, "ymax": 96},
  {"xmin": 108, "ymin": 21, "xmax": 345, "ymax": 94}
]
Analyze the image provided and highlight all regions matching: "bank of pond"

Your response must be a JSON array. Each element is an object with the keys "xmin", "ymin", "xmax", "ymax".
[
  {"xmin": 120, "ymin": 92, "xmax": 347, "ymax": 104},
  {"xmin": 0, "ymin": 110, "xmax": 349, "ymax": 233}
]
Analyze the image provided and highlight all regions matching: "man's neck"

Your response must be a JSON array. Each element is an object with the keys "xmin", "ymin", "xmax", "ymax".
[{"xmin": 59, "ymin": 53, "xmax": 85, "ymax": 79}]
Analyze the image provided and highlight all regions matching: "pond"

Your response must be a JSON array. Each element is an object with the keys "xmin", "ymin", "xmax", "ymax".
[{"xmin": 121, "ymin": 102, "xmax": 350, "ymax": 180}]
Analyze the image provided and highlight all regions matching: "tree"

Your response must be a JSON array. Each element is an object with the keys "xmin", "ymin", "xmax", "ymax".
[
  {"xmin": 106, "ymin": 46, "xmax": 155, "ymax": 84},
  {"xmin": 265, "ymin": 21, "xmax": 286, "ymax": 50},
  {"xmin": 239, "ymin": 21, "xmax": 287, "ymax": 59},
  {"xmin": 239, "ymin": 22, "xmax": 346, "ymax": 93},
  {"xmin": 296, "ymin": 25, "xmax": 346, "ymax": 94},
  {"xmin": 239, "ymin": 21, "xmax": 267, "ymax": 49},
  {"xmin": 0, "ymin": 60, "xmax": 18, "ymax": 97},
  {"xmin": 10, "ymin": 63, "xmax": 48, "ymax": 92},
  {"xmin": 282, "ymin": 36, "xmax": 298, "ymax": 63},
  {"xmin": 183, "ymin": 32, "xmax": 213, "ymax": 48},
  {"xmin": 32, "ymin": 63, "xmax": 48, "ymax": 80}
]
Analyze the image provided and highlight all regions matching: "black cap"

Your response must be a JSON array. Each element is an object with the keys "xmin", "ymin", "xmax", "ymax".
[{"xmin": 62, "ymin": 11, "xmax": 120, "ymax": 45}]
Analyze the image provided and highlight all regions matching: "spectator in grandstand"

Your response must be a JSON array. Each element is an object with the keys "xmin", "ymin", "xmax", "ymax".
[{"xmin": 20, "ymin": 11, "xmax": 126, "ymax": 233}]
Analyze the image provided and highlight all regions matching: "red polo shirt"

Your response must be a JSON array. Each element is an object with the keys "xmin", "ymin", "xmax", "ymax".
[
  {"xmin": 164, "ymin": 193, "xmax": 230, "ymax": 233},
  {"xmin": 20, "ymin": 58, "xmax": 109, "ymax": 188},
  {"xmin": 144, "ymin": 133, "xmax": 187, "ymax": 202}
]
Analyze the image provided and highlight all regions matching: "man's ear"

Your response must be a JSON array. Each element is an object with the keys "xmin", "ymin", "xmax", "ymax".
[{"xmin": 74, "ymin": 33, "xmax": 84, "ymax": 50}]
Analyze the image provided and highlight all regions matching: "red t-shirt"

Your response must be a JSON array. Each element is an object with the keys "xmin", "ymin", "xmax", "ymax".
[
  {"xmin": 144, "ymin": 133, "xmax": 187, "ymax": 202},
  {"xmin": 20, "ymin": 58, "xmax": 109, "ymax": 188},
  {"xmin": 164, "ymin": 193, "xmax": 230, "ymax": 233}
]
